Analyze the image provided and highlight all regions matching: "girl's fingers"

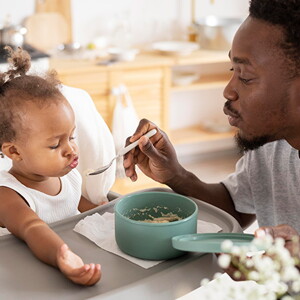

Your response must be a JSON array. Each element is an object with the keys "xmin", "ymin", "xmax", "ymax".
[{"xmin": 69, "ymin": 263, "xmax": 101, "ymax": 286}]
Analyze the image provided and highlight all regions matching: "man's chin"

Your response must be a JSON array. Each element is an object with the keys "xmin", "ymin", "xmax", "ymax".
[{"xmin": 235, "ymin": 132, "xmax": 272, "ymax": 153}]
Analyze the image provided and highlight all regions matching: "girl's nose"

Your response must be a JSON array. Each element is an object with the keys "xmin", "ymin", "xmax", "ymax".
[{"xmin": 64, "ymin": 142, "xmax": 77, "ymax": 157}]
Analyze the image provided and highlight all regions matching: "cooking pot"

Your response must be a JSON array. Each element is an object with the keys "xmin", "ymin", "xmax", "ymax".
[
  {"xmin": 114, "ymin": 191, "xmax": 198, "ymax": 260},
  {"xmin": 0, "ymin": 25, "xmax": 27, "ymax": 47},
  {"xmin": 193, "ymin": 16, "xmax": 243, "ymax": 51}
]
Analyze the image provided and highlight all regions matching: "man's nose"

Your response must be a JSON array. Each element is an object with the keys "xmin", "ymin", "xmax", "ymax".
[{"xmin": 223, "ymin": 78, "xmax": 238, "ymax": 101}]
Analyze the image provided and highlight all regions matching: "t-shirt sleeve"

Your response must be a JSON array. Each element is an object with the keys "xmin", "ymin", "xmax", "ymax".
[{"xmin": 221, "ymin": 155, "xmax": 256, "ymax": 214}]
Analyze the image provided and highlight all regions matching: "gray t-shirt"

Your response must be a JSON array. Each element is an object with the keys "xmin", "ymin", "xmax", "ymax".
[{"xmin": 222, "ymin": 140, "xmax": 300, "ymax": 233}]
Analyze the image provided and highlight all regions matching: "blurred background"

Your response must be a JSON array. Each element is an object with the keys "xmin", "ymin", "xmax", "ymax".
[
  {"xmin": 1, "ymin": 0, "xmax": 248, "ymax": 47},
  {"xmin": 0, "ymin": 0, "xmax": 250, "ymax": 208}
]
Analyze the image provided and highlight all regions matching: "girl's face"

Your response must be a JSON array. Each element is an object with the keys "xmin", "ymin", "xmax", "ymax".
[{"xmin": 13, "ymin": 98, "xmax": 78, "ymax": 179}]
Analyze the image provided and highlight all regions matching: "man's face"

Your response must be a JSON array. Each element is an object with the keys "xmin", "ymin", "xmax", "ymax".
[{"xmin": 223, "ymin": 16, "xmax": 297, "ymax": 152}]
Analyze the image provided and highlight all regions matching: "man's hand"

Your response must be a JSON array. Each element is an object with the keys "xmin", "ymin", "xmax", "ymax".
[
  {"xmin": 123, "ymin": 119, "xmax": 184, "ymax": 184},
  {"xmin": 56, "ymin": 244, "xmax": 101, "ymax": 286},
  {"xmin": 255, "ymin": 224, "xmax": 300, "ymax": 262},
  {"xmin": 220, "ymin": 224, "xmax": 300, "ymax": 280}
]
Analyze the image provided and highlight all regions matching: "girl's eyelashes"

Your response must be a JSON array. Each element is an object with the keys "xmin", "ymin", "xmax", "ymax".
[
  {"xmin": 49, "ymin": 143, "xmax": 59, "ymax": 150},
  {"xmin": 49, "ymin": 135, "xmax": 76, "ymax": 149}
]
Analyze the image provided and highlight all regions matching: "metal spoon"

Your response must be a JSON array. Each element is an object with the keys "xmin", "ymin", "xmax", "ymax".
[{"xmin": 87, "ymin": 129, "xmax": 157, "ymax": 176}]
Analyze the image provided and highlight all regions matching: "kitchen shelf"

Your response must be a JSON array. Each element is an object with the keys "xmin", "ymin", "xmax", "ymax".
[
  {"xmin": 170, "ymin": 125, "xmax": 235, "ymax": 145},
  {"xmin": 171, "ymin": 73, "xmax": 231, "ymax": 92},
  {"xmin": 171, "ymin": 50, "xmax": 229, "ymax": 65}
]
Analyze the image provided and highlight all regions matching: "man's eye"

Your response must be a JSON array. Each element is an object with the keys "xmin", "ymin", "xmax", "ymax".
[
  {"xmin": 239, "ymin": 77, "xmax": 251, "ymax": 84},
  {"xmin": 69, "ymin": 136, "xmax": 76, "ymax": 141}
]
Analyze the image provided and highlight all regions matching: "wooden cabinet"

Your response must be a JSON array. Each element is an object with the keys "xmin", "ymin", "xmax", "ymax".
[
  {"xmin": 50, "ymin": 50, "xmax": 233, "ymax": 194},
  {"xmin": 50, "ymin": 55, "xmax": 171, "ymax": 131}
]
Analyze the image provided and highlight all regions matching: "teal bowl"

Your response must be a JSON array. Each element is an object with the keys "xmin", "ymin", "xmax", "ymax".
[{"xmin": 114, "ymin": 191, "xmax": 198, "ymax": 260}]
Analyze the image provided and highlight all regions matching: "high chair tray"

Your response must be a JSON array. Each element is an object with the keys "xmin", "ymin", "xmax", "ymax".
[{"xmin": 0, "ymin": 188, "xmax": 242, "ymax": 300}]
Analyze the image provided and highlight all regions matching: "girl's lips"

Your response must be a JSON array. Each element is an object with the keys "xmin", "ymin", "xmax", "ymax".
[{"xmin": 69, "ymin": 157, "xmax": 79, "ymax": 169}]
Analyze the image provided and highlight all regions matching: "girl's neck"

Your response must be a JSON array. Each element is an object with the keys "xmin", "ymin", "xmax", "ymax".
[{"xmin": 9, "ymin": 168, "xmax": 61, "ymax": 196}]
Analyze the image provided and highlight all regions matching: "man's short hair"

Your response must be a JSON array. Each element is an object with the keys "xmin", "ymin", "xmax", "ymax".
[{"xmin": 249, "ymin": 0, "xmax": 300, "ymax": 77}]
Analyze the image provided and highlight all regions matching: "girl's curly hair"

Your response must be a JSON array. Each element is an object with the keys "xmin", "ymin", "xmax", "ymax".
[
  {"xmin": 249, "ymin": 0, "xmax": 300, "ymax": 77},
  {"xmin": 0, "ymin": 47, "xmax": 63, "ymax": 150}
]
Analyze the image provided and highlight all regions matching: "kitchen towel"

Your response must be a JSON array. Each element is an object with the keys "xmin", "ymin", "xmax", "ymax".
[
  {"xmin": 73, "ymin": 212, "xmax": 222, "ymax": 269},
  {"xmin": 111, "ymin": 84, "xmax": 140, "ymax": 178}
]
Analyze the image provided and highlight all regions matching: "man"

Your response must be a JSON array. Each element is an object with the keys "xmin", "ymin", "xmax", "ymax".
[{"xmin": 124, "ymin": 0, "xmax": 300, "ymax": 256}]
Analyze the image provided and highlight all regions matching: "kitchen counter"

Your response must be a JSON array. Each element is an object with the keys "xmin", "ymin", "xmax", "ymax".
[{"xmin": 0, "ymin": 188, "xmax": 242, "ymax": 300}]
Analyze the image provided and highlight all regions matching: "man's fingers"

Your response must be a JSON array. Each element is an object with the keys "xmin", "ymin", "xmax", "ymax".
[
  {"xmin": 129, "ymin": 119, "xmax": 155, "ymax": 143},
  {"xmin": 138, "ymin": 136, "xmax": 160, "ymax": 160},
  {"xmin": 256, "ymin": 224, "xmax": 299, "ymax": 240}
]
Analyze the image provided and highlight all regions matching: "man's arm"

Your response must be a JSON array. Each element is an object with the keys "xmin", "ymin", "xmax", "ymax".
[
  {"xmin": 167, "ymin": 168, "xmax": 256, "ymax": 229},
  {"xmin": 124, "ymin": 119, "xmax": 255, "ymax": 229}
]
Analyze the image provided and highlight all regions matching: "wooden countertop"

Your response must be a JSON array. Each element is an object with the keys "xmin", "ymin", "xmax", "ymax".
[{"xmin": 50, "ymin": 50, "xmax": 229, "ymax": 72}]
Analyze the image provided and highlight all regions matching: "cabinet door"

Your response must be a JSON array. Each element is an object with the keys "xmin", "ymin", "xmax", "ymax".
[
  {"xmin": 109, "ymin": 67, "xmax": 170, "ymax": 131},
  {"xmin": 57, "ymin": 71, "xmax": 110, "ymax": 123}
]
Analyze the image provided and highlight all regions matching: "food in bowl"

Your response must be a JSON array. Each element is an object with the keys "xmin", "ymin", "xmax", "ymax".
[
  {"xmin": 140, "ymin": 213, "xmax": 182, "ymax": 223},
  {"xmin": 128, "ymin": 206, "xmax": 183, "ymax": 223},
  {"xmin": 114, "ymin": 191, "xmax": 198, "ymax": 260}
]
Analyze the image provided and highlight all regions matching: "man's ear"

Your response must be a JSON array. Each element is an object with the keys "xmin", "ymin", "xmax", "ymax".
[{"xmin": 1, "ymin": 143, "xmax": 22, "ymax": 161}]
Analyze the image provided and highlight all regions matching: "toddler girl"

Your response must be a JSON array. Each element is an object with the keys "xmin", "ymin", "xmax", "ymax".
[{"xmin": 0, "ymin": 47, "xmax": 101, "ymax": 286}]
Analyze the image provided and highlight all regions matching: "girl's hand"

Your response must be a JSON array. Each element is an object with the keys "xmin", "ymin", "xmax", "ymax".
[{"xmin": 56, "ymin": 244, "xmax": 101, "ymax": 286}]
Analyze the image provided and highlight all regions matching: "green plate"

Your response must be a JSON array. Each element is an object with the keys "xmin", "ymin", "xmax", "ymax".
[{"xmin": 172, "ymin": 233, "xmax": 255, "ymax": 253}]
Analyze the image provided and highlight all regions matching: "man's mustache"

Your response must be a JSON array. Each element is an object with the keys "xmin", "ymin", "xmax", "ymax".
[{"xmin": 224, "ymin": 100, "xmax": 240, "ymax": 117}]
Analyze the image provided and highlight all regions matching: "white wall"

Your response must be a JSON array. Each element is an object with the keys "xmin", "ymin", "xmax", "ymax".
[{"xmin": 0, "ymin": 0, "xmax": 249, "ymax": 47}]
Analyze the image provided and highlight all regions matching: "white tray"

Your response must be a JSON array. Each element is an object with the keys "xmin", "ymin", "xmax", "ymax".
[{"xmin": 0, "ymin": 188, "xmax": 242, "ymax": 300}]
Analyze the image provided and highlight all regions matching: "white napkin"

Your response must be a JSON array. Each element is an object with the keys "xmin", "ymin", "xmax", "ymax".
[
  {"xmin": 176, "ymin": 273, "xmax": 268, "ymax": 300},
  {"xmin": 0, "ymin": 227, "xmax": 10, "ymax": 236},
  {"xmin": 74, "ymin": 212, "xmax": 222, "ymax": 269}
]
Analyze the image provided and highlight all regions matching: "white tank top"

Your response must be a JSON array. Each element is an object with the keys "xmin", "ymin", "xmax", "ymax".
[{"xmin": 0, "ymin": 169, "xmax": 81, "ymax": 224}]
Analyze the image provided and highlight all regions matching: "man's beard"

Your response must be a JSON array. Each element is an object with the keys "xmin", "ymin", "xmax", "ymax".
[
  {"xmin": 224, "ymin": 100, "xmax": 274, "ymax": 153},
  {"xmin": 235, "ymin": 132, "xmax": 272, "ymax": 153}
]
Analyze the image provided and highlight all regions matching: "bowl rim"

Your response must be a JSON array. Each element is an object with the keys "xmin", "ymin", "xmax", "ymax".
[{"xmin": 114, "ymin": 191, "xmax": 198, "ymax": 227}]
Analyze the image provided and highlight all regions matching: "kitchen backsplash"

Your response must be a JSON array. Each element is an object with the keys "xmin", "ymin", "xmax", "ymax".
[{"xmin": 1, "ymin": 0, "xmax": 248, "ymax": 50}]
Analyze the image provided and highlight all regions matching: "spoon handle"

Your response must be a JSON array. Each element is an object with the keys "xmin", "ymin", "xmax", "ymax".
[{"xmin": 117, "ymin": 129, "xmax": 157, "ymax": 157}]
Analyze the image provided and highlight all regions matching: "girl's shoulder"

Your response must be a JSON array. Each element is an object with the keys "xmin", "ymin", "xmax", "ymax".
[{"xmin": 0, "ymin": 170, "xmax": 12, "ymax": 180}]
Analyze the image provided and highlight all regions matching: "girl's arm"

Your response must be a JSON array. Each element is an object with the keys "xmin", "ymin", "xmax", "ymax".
[{"xmin": 0, "ymin": 186, "xmax": 101, "ymax": 286}]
